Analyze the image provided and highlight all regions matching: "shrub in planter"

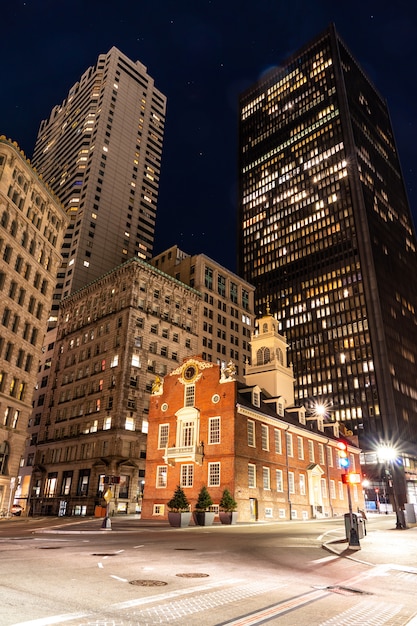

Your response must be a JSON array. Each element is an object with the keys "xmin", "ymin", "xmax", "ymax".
[
  {"xmin": 167, "ymin": 485, "xmax": 191, "ymax": 527},
  {"xmin": 193, "ymin": 485, "xmax": 215, "ymax": 526},
  {"xmin": 219, "ymin": 488, "xmax": 238, "ymax": 525}
]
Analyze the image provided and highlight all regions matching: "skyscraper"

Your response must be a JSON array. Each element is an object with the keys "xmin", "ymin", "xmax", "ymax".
[
  {"xmin": 238, "ymin": 25, "xmax": 417, "ymax": 468},
  {"xmin": 32, "ymin": 47, "xmax": 166, "ymax": 325}
]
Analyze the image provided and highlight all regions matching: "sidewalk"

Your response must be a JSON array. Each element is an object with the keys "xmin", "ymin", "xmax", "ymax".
[{"xmin": 323, "ymin": 513, "xmax": 417, "ymax": 570}]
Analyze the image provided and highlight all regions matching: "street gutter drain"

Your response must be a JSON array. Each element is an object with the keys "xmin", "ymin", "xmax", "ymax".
[
  {"xmin": 176, "ymin": 573, "xmax": 209, "ymax": 578},
  {"xmin": 92, "ymin": 553, "xmax": 117, "ymax": 556},
  {"xmin": 130, "ymin": 580, "xmax": 168, "ymax": 587},
  {"xmin": 175, "ymin": 548, "xmax": 195, "ymax": 550},
  {"xmin": 327, "ymin": 585, "xmax": 371, "ymax": 596},
  {"xmin": 37, "ymin": 546, "xmax": 62, "ymax": 550}
]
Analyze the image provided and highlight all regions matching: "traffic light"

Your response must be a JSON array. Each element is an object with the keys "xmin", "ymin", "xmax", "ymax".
[
  {"xmin": 342, "ymin": 473, "xmax": 361, "ymax": 484},
  {"xmin": 336, "ymin": 439, "xmax": 350, "ymax": 468}
]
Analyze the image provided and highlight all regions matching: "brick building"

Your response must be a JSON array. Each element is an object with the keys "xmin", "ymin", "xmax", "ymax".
[{"xmin": 141, "ymin": 310, "xmax": 364, "ymax": 522}]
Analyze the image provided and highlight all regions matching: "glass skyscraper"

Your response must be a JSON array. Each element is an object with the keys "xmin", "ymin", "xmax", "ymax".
[
  {"xmin": 32, "ymin": 47, "xmax": 166, "ymax": 326},
  {"xmin": 238, "ymin": 24, "xmax": 417, "ymax": 467}
]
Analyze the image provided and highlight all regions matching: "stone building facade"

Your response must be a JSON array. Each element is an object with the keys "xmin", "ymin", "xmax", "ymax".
[
  {"xmin": 29, "ymin": 257, "xmax": 199, "ymax": 516},
  {"xmin": 0, "ymin": 137, "xmax": 68, "ymax": 514},
  {"xmin": 141, "ymin": 311, "xmax": 364, "ymax": 522},
  {"xmin": 150, "ymin": 246, "xmax": 255, "ymax": 376}
]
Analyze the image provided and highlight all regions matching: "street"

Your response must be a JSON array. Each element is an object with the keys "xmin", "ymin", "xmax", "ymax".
[{"xmin": 0, "ymin": 514, "xmax": 416, "ymax": 625}]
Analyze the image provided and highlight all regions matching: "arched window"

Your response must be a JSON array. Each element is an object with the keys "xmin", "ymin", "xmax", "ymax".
[
  {"xmin": 256, "ymin": 347, "xmax": 271, "ymax": 365},
  {"xmin": 262, "ymin": 323, "xmax": 268, "ymax": 333},
  {"xmin": 0, "ymin": 441, "xmax": 9, "ymax": 475},
  {"xmin": 277, "ymin": 348, "xmax": 284, "ymax": 365}
]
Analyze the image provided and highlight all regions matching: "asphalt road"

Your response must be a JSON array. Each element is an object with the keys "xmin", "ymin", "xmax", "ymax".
[{"xmin": 0, "ymin": 514, "xmax": 416, "ymax": 625}]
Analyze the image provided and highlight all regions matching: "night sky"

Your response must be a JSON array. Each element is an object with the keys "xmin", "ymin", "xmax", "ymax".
[{"xmin": 2, "ymin": 1, "xmax": 416, "ymax": 273}]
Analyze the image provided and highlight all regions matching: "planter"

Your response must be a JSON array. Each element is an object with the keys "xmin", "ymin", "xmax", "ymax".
[
  {"xmin": 168, "ymin": 511, "xmax": 192, "ymax": 527},
  {"xmin": 193, "ymin": 511, "xmax": 216, "ymax": 526},
  {"xmin": 219, "ymin": 511, "xmax": 238, "ymax": 525}
]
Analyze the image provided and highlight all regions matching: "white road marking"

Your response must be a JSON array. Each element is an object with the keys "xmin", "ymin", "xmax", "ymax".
[
  {"xmin": 14, "ymin": 613, "xmax": 89, "ymax": 626},
  {"xmin": 110, "ymin": 575, "xmax": 128, "ymax": 582},
  {"xmin": 97, "ymin": 562, "xmax": 103, "ymax": 568},
  {"xmin": 311, "ymin": 555, "xmax": 339, "ymax": 564}
]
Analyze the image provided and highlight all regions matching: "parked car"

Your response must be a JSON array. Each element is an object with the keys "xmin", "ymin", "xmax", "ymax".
[{"xmin": 11, "ymin": 504, "xmax": 23, "ymax": 516}]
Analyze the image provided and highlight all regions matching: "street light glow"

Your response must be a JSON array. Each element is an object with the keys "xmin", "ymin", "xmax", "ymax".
[{"xmin": 377, "ymin": 444, "xmax": 397, "ymax": 463}]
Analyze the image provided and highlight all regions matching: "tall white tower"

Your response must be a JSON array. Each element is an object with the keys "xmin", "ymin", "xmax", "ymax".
[{"xmin": 245, "ymin": 306, "xmax": 295, "ymax": 410}]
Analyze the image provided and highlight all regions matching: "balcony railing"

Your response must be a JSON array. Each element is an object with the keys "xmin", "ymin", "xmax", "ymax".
[{"xmin": 163, "ymin": 444, "xmax": 204, "ymax": 466}]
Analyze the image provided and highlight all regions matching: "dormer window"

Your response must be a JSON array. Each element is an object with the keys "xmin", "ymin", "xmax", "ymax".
[{"xmin": 253, "ymin": 390, "xmax": 260, "ymax": 407}]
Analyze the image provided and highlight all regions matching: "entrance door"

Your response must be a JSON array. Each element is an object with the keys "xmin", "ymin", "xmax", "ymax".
[{"xmin": 249, "ymin": 498, "xmax": 258, "ymax": 521}]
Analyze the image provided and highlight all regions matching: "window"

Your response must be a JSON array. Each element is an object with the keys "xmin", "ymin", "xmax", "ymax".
[
  {"xmin": 338, "ymin": 482, "xmax": 344, "ymax": 500},
  {"xmin": 288, "ymin": 471, "xmax": 295, "ymax": 494},
  {"xmin": 327, "ymin": 446, "xmax": 334, "ymax": 467},
  {"xmin": 208, "ymin": 416, "xmax": 220, "ymax": 444},
  {"xmin": 180, "ymin": 464, "xmax": 193, "ymax": 487},
  {"xmin": 77, "ymin": 469, "xmax": 90, "ymax": 495},
  {"xmin": 217, "ymin": 274, "xmax": 226, "ymax": 297},
  {"xmin": 330, "ymin": 480, "xmax": 336, "ymax": 499},
  {"xmin": 262, "ymin": 466, "xmax": 270, "ymax": 490},
  {"xmin": 297, "ymin": 436, "xmax": 304, "ymax": 460},
  {"xmin": 125, "ymin": 417, "xmax": 135, "ymax": 431},
  {"xmin": 156, "ymin": 465, "xmax": 167, "ymax": 488},
  {"xmin": 261, "ymin": 424, "xmax": 269, "ymax": 450},
  {"xmin": 103, "ymin": 416, "xmax": 111, "ymax": 430},
  {"xmin": 184, "ymin": 384, "xmax": 195, "ymax": 407},
  {"xmin": 181, "ymin": 421, "xmax": 194, "ymax": 447},
  {"xmin": 286, "ymin": 432, "xmax": 293, "ymax": 457},
  {"xmin": 204, "ymin": 266, "xmax": 213, "ymax": 290},
  {"xmin": 274, "ymin": 429, "xmax": 282, "ymax": 454},
  {"xmin": 321, "ymin": 478, "xmax": 327, "ymax": 498},
  {"xmin": 318, "ymin": 443, "xmax": 325, "ymax": 465},
  {"xmin": 0, "ymin": 441, "xmax": 9, "ymax": 475},
  {"xmin": 299, "ymin": 474, "xmax": 306, "ymax": 496},
  {"xmin": 308, "ymin": 440, "xmax": 315, "ymax": 463},
  {"xmin": 230, "ymin": 282, "xmax": 238, "ymax": 303},
  {"xmin": 208, "ymin": 462, "xmax": 220, "ymax": 487},
  {"xmin": 158, "ymin": 424, "xmax": 169, "ymax": 449},
  {"xmin": 248, "ymin": 463, "xmax": 256, "ymax": 488},
  {"xmin": 61, "ymin": 471, "xmax": 73, "ymax": 496},
  {"xmin": 276, "ymin": 469, "xmax": 283, "ymax": 492},
  {"xmin": 45, "ymin": 473, "xmax": 58, "ymax": 497},
  {"xmin": 247, "ymin": 420, "xmax": 255, "ymax": 447}
]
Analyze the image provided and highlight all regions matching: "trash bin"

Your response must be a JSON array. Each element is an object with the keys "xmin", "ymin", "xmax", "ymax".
[{"xmin": 344, "ymin": 512, "xmax": 366, "ymax": 540}]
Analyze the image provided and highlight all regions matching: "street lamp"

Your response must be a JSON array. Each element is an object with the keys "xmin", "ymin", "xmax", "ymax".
[{"xmin": 377, "ymin": 444, "xmax": 406, "ymax": 529}]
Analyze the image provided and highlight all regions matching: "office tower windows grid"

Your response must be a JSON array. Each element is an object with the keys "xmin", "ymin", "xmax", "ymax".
[
  {"xmin": 238, "ymin": 25, "xmax": 417, "ymax": 450},
  {"xmin": 32, "ymin": 47, "xmax": 166, "ymax": 323}
]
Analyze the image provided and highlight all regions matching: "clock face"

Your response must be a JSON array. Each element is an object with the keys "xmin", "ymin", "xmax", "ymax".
[{"xmin": 184, "ymin": 365, "xmax": 197, "ymax": 381}]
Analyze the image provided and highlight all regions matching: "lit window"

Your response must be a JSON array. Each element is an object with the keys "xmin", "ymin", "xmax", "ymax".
[
  {"xmin": 158, "ymin": 424, "xmax": 169, "ymax": 449},
  {"xmin": 248, "ymin": 463, "xmax": 256, "ymax": 488},
  {"xmin": 262, "ymin": 467, "xmax": 270, "ymax": 490},
  {"xmin": 208, "ymin": 462, "xmax": 220, "ymax": 487},
  {"xmin": 156, "ymin": 466, "xmax": 167, "ymax": 488},
  {"xmin": 247, "ymin": 420, "xmax": 255, "ymax": 447},
  {"xmin": 209, "ymin": 417, "xmax": 220, "ymax": 444},
  {"xmin": 125, "ymin": 417, "xmax": 135, "ymax": 431}
]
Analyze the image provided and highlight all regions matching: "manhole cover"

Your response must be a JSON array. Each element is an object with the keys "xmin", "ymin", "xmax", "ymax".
[
  {"xmin": 130, "ymin": 580, "xmax": 168, "ymax": 587},
  {"xmin": 176, "ymin": 573, "xmax": 210, "ymax": 578},
  {"xmin": 92, "ymin": 553, "xmax": 117, "ymax": 556}
]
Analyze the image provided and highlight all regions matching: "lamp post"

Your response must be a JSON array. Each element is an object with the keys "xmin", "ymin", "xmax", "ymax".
[{"xmin": 377, "ymin": 444, "xmax": 406, "ymax": 529}]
